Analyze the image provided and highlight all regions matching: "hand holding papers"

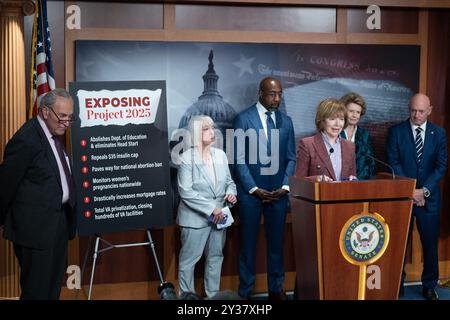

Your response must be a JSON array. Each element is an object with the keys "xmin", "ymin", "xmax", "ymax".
[{"xmin": 208, "ymin": 206, "xmax": 234, "ymax": 229}]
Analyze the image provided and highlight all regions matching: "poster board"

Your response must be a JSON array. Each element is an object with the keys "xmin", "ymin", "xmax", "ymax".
[{"xmin": 70, "ymin": 81, "xmax": 173, "ymax": 235}]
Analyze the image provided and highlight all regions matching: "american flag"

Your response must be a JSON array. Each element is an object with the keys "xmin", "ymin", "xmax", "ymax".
[{"xmin": 29, "ymin": 0, "xmax": 55, "ymax": 119}]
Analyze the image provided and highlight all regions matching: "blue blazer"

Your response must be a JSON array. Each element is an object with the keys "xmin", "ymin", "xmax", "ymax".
[
  {"xmin": 387, "ymin": 120, "xmax": 448, "ymax": 213},
  {"xmin": 232, "ymin": 104, "xmax": 296, "ymax": 192}
]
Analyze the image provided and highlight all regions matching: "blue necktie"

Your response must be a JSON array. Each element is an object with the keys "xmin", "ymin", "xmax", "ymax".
[{"xmin": 266, "ymin": 111, "xmax": 275, "ymax": 155}]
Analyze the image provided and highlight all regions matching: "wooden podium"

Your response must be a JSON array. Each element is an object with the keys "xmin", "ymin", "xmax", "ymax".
[{"xmin": 289, "ymin": 173, "xmax": 415, "ymax": 300}]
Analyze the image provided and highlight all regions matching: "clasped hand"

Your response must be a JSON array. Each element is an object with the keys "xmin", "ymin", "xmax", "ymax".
[
  {"xmin": 253, "ymin": 188, "xmax": 288, "ymax": 203},
  {"xmin": 413, "ymin": 189, "xmax": 426, "ymax": 207}
]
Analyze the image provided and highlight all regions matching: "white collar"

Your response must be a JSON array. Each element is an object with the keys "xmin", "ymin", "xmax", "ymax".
[
  {"xmin": 256, "ymin": 101, "xmax": 273, "ymax": 115},
  {"xmin": 37, "ymin": 114, "xmax": 54, "ymax": 140},
  {"xmin": 410, "ymin": 120, "xmax": 427, "ymax": 133}
]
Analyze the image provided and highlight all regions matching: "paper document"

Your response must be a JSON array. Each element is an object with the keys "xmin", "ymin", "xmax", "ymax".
[{"xmin": 216, "ymin": 207, "xmax": 234, "ymax": 229}]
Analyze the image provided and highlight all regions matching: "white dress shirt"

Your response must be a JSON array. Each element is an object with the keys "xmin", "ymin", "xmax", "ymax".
[
  {"xmin": 256, "ymin": 101, "xmax": 276, "ymax": 138},
  {"xmin": 410, "ymin": 120, "xmax": 427, "ymax": 144},
  {"xmin": 249, "ymin": 102, "xmax": 289, "ymax": 194},
  {"xmin": 37, "ymin": 115, "xmax": 71, "ymax": 204}
]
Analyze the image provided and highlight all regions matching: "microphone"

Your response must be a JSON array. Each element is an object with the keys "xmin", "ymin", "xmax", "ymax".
[
  {"xmin": 329, "ymin": 148, "xmax": 334, "ymax": 154},
  {"xmin": 316, "ymin": 161, "xmax": 328, "ymax": 182},
  {"xmin": 364, "ymin": 153, "xmax": 396, "ymax": 180}
]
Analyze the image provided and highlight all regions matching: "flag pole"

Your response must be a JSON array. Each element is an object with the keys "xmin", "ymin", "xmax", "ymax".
[{"xmin": 28, "ymin": 1, "xmax": 38, "ymax": 119}]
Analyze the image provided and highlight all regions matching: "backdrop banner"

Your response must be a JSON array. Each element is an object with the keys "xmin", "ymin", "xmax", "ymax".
[{"xmin": 75, "ymin": 41, "xmax": 420, "ymax": 162}]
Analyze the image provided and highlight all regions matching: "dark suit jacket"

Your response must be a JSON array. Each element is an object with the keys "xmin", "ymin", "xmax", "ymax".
[
  {"xmin": 387, "ymin": 119, "xmax": 447, "ymax": 213},
  {"xmin": 0, "ymin": 117, "xmax": 76, "ymax": 249},
  {"xmin": 295, "ymin": 132, "xmax": 356, "ymax": 180},
  {"xmin": 232, "ymin": 104, "xmax": 296, "ymax": 192}
]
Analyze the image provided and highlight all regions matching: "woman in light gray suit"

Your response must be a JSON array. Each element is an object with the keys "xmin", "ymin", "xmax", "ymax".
[{"xmin": 177, "ymin": 115, "xmax": 237, "ymax": 298}]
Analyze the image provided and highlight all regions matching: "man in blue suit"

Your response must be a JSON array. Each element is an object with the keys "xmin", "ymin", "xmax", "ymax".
[
  {"xmin": 233, "ymin": 77, "xmax": 296, "ymax": 300},
  {"xmin": 387, "ymin": 93, "xmax": 448, "ymax": 300}
]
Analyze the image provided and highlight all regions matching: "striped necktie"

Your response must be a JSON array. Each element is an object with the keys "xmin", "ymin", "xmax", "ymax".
[{"xmin": 415, "ymin": 127, "xmax": 423, "ymax": 163}]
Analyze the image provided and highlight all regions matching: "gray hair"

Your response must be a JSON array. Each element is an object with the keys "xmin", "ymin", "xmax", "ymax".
[
  {"xmin": 39, "ymin": 88, "xmax": 72, "ymax": 110},
  {"xmin": 187, "ymin": 115, "xmax": 214, "ymax": 147}
]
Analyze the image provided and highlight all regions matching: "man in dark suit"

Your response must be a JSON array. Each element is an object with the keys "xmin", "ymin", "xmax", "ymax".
[
  {"xmin": 0, "ymin": 88, "xmax": 77, "ymax": 299},
  {"xmin": 387, "ymin": 93, "xmax": 448, "ymax": 300},
  {"xmin": 233, "ymin": 77, "xmax": 296, "ymax": 300}
]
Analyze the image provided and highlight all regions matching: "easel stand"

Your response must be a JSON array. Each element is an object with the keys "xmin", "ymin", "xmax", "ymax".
[{"xmin": 78, "ymin": 229, "xmax": 166, "ymax": 300}]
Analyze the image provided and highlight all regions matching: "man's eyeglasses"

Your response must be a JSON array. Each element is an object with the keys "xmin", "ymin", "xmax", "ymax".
[
  {"xmin": 46, "ymin": 107, "xmax": 75, "ymax": 124},
  {"xmin": 263, "ymin": 91, "xmax": 283, "ymax": 99}
]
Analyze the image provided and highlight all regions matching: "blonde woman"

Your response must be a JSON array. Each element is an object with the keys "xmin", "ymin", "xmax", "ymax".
[
  {"xmin": 340, "ymin": 92, "xmax": 375, "ymax": 180},
  {"xmin": 295, "ymin": 98, "xmax": 357, "ymax": 181},
  {"xmin": 177, "ymin": 115, "xmax": 236, "ymax": 298}
]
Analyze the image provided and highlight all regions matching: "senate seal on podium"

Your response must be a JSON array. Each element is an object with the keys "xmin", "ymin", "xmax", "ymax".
[{"xmin": 339, "ymin": 212, "xmax": 390, "ymax": 266}]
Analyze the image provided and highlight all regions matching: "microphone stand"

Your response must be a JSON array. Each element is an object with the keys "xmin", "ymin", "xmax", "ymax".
[{"xmin": 364, "ymin": 153, "xmax": 396, "ymax": 180}]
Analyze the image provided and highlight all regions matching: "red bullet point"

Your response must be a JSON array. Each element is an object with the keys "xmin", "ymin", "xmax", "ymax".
[
  {"xmin": 80, "ymin": 139, "xmax": 87, "ymax": 147},
  {"xmin": 82, "ymin": 181, "xmax": 89, "ymax": 188},
  {"xmin": 83, "ymin": 197, "xmax": 90, "ymax": 204},
  {"xmin": 85, "ymin": 211, "xmax": 91, "ymax": 218},
  {"xmin": 81, "ymin": 155, "xmax": 88, "ymax": 162},
  {"xmin": 82, "ymin": 167, "xmax": 88, "ymax": 174}
]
